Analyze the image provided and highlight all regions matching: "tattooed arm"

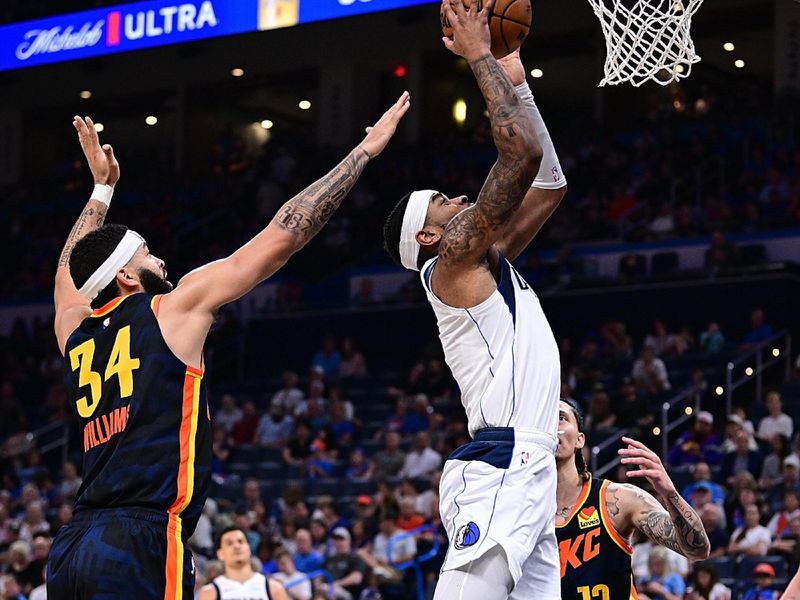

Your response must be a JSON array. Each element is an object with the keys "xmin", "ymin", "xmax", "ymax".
[
  {"xmin": 613, "ymin": 437, "xmax": 710, "ymax": 560},
  {"xmin": 54, "ymin": 116, "xmax": 119, "ymax": 353},
  {"xmin": 436, "ymin": 1, "xmax": 542, "ymax": 284}
]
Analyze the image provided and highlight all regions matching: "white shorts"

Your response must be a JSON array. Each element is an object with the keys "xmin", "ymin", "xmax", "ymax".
[{"xmin": 439, "ymin": 427, "xmax": 560, "ymax": 597}]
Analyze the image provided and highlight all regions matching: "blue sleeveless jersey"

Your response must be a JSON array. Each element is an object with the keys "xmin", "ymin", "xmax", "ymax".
[{"xmin": 63, "ymin": 293, "xmax": 211, "ymax": 537}]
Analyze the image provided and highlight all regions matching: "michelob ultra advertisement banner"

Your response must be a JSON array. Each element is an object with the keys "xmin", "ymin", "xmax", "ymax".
[{"xmin": 0, "ymin": 0, "xmax": 435, "ymax": 72}]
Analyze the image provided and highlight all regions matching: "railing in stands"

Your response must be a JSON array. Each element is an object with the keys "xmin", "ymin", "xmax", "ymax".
[
  {"xmin": 659, "ymin": 384, "xmax": 703, "ymax": 460},
  {"xmin": 388, "ymin": 524, "xmax": 440, "ymax": 600},
  {"xmin": 283, "ymin": 568, "xmax": 335, "ymax": 598},
  {"xmin": 590, "ymin": 428, "xmax": 628, "ymax": 478},
  {"xmin": 725, "ymin": 330, "xmax": 792, "ymax": 415},
  {"xmin": 27, "ymin": 420, "xmax": 69, "ymax": 465}
]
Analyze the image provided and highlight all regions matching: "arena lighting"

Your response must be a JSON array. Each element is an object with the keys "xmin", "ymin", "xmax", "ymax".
[
  {"xmin": 745, "ymin": 367, "xmax": 754, "ymax": 376},
  {"xmin": 393, "ymin": 64, "xmax": 407, "ymax": 78},
  {"xmin": 684, "ymin": 406, "xmax": 693, "ymax": 415},
  {"xmin": 298, "ymin": 100, "xmax": 312, "ymax": 110},
  {"xmin": 453, "ymin": 98, "xmax": 467, "ymax": 125},
  {"xmin": 735, "ymin": 59, "xmax": 745, "ymax": 69},
  {"xmin": 715, "ymin": 386, "xmax": 724, "ymax": 396},
  {"xmin": 260, "ymin": 119, "xmax": 273, "ymax": 130},
  {"xmin": 653, "ymin": 427, "xmax": 661, "ymax": 436},
  {"xmin": 145, "ymin": 115, "xmax": 158, "ymax": 126},
  {"xmin": 772, "ymin": 348, "xmax": 781, "ymax": 357},
  {"xmin": 530, "ymin": 68, "xmax": 543, "ymax": 78},
  {"xmin": 79, "ymin": 90, "xmax": 92, "ymax": 99},
  {"xmin": 231, "ymin": 67, "xmax": 244, "ymax": 77},
  {"xmin": 723, "ymin": 42, "xmax": 735, "ymax": 51},
  {"xmin": 94, "ymin": 123, "xmax": 104, "ymax": 132}
]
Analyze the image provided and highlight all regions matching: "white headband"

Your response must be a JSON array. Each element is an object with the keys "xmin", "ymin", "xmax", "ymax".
[
  {"xmin": 78, "ymin": 230, "xmax": 145, "ymax": 301},
  {"xmin": 399, "ymin": 189, "xmax": 438, "ymax": 271}
]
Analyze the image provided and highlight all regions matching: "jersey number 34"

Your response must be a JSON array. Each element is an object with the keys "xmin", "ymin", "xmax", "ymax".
[{"xmin": 69, "ymin": 326, "xmax": 140, "ymax": 418}]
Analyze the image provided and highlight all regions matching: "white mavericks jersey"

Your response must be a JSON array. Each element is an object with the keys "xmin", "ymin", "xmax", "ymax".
[
  {"xmin": 213, "ymin": 573, "xmax": 272, "ymax": 600},
  {"xmin": 420, "ymin": 255, "xmax": 560, "ymax": 438}
]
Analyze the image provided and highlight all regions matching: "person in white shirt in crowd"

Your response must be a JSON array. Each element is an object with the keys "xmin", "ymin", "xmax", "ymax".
[
  {"xmin": 760, "ymin": 434, "xmax": 793, "ymax": 491},
  {"xmin": 757, "ymin": 391, "xmax": 794, "ymax": 442},
  {"xmin": 632, "ymin": 346, "xmax": 671, "ymax": 394},
  {"xmin": 190, "ymin": 498, "xmax": 218, "ymax": 558},
  {"xmin": 295, "ymin": 381, "xmax": 327, "ymax": 419},
  {"xmin": 271, "ymin": 371, "xmax": 305, "ymax": 415},
  {"xmin": 399, "ymin": 432, "xmax": 442, "ymax": 480},
  {"xmin": 357, "ymin": 507, "xmax": 417, "ymax": 595},
  {"xmin": 416, "ymin": 470, "xmax": 441, "ymax": 520},
  {"xmin": 729, "ymin": 503, "xmax": 771, "ymax": 557},
  {"xmin": 721, "ymin": 414, "xmax": 759, "ymax": 454},
  {"xmin": 686, "ymin": 563, "xmax": 732, "ymax": 600},
  {"xmin": 272, "ymin": 548, "xmax": 311, "ymax": 600},
  {"xmin": 631, "ymin": 541, "xmax": 689, "ymax": 583},
  {"xmin": 255, "ymin": 405, "xmax": 294, "ymax": 448},
  {"xmin": 58, "ymin": 461, "xmax": 82, "ymax": 503},
  {"xmin": 215, "ymin": 394, "xmax": 244, "ymax": 434}
]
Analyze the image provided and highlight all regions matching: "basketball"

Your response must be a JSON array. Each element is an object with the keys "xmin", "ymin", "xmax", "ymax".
[{"xmin": 440, "ymin": 0, "xmax": 532, "ymax": 59}]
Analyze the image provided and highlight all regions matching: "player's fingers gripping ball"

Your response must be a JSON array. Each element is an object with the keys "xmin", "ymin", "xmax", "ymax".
[{"xmin": 441, "ymin": 0, "xmax": 532, "ymax": 59}]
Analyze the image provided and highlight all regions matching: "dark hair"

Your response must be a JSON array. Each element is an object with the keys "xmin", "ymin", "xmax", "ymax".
[
  {"xmin": 383, "ymin": 191, "xmax": 429, "ymax": 270},
  {"xmin": 216, "ymin": 525, "xmax": 247, "ymax": 549},
  {"xmin": 693, "ymin": 562, "xmax": 719, "ymax": 595},
  {"xmin": 564, "ymin": 398, "xmax": 590, "ymax": 481},
  {"xmin": 69, "ymin": 224, "xmax": 129, "ymax": 309}
]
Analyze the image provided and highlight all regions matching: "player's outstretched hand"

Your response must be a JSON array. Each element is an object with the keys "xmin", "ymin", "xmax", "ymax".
[
  {"xmin": 73, "ymin": 115, "xmax": 120, "ymax": 186},
  {"xmin": 497, "ymin": 49, "xmax": 526, "ymax": 86},
  {"xmin": 442, "ymin": 0, "xmax": 494, "ymax": 62},
  {"xmin": 359, "ymin": 91, "xmax": 411, "ymax": 159},
  {"xmin": 618, "ymin": 436, "xmax": 676, "ymax": 499}
]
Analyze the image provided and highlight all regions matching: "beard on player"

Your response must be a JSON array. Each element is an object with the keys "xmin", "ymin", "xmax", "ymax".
[{"xmin": 138, "ymin": 266, "xmax": 173, "ymax": 295}]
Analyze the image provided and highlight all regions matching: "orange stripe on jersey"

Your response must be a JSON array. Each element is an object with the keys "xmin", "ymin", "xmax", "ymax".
[
  {"xmin": 630, "ymin": 577, "xmax": 639, "ymax": 599},
  {"xmin": 599, "ymin": 480, "xmax": 633, "ymax": 555},
  {"xmin": 556, "ymin": 475, "xmax": 593, "ymax": 529},
  {"xmin": 164, "ymin": 367, "xmax": 202, "ymax": 599},
  {"xmin": 150, "ymin": 295, "xmax": 163, "ymax": 318},
  {"xmin": 90, "ymin": 294, "xmax": 132, "ymax": 317}
]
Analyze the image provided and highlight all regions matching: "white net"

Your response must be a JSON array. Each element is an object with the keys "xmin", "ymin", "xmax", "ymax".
[{"xmin": 587, "ymin": 0, "xmax": 704, "ymax": 87}]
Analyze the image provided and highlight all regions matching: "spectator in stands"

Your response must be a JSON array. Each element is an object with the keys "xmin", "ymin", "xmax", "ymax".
[
  {"xmin": 399, "ymin": 432, "xmax": 442, "ymax": 480},
  {"xmin": 757, "ymin": 391, "xmax": 794, "ymax": 442},
  {"xmin": 273, "ymin": 548, "xmax": 312, "ymax": 600},
  {"xmin": 667, "ymin": 411, "xmax": 721, "ymax": 467},
  {"xmin": 720, "ymin": 414, "xmax": 758, "ymax": 454},
  {"xmin": 231, "ymin": 401, "xmax": 260, "ymax": 446},
  {"xmin": 306, "ymin": 440, "xmax": 333, "ymax": 480},
  {"xmin": 272, "ymin": 371, "xmax": 304, "ymax": 415},
  {"xmin": 397, "ymin": 496, "xmax": 424, "ymax": 532},
  {"xmin": 704, "ymin": 231, "xmax": 740, "ymax": 274},
  {"xmin": 18, "ymin": 501, "xmax": 49, "ymax": 542},
  {"xmin": 584, "ymin": 387, "xmax": 617, "ymax": 432},
  {"xmin": 766, "ymin": 455, "xmax": 800, "ymax": 514},
  {"xmin": 632, "ymin": 346, "xmax": 671, "ymax": 394},
  {"xmin": 296, "ymin": 382, "xmax": 329, "ymax": 433},
  {"xmin": 215, "ymin": 393, "xmax": 243, "ymax": 434},
  {"xmin": 729, "ymin": 503, "xmax": 771, "ymax": 557},
  {"xmin": 721, "ymin": 429, "xmax": 764, "ymax": 487},
  {"xmin": 372, "ymin": 432, "xmax": 406, "ymax": 480},
  {"xmin": 699, "ymin": 322, "xmax": 726, "ymax": 355},
  {"xmin": 699, "ymin": 504, "xmax": 729, "ymax": 558},
  {"xmin": 419, "ymin": 359, "xmax": 453, "ymax": 402},
  {"xmin": 58, "ymin": 461, "xmax": 81, "ymax": 503},
  {"xmin": 402, "ymin": 394, "xmax": 431, "ymax": 435},
  {"xmin": 357, "ymin": 507, "xmax": 416, "ymax": 600},
  {"xmin": 309, "ymin": 519, "xmax": 330, "ymax": 557},
  {"xmin": 760, "ymin": 434, "xmax": 792, "ymax": 491},
  {"xmin": 688, "ymin": 563, "xmax": 731, "ymax": 600},
  {"xmin": 17, "ymin": 535, "xmax": 48, "ymax": 595},
  {"xmin": 312, "ymin": 336, "xmax": 341, "ymax": 379},
  {"xmin": 329, "ymin": 400, "xmax": 357, "ymax": 451},
  {"xmin": 741, "ymin": 563, "xmax": 780, "ymax": 600},
  {"xmin": 616, "ymin": 378, "xmax": 654, "ymax": 434},
  {"xmin": 768, "ymin": 490, "xmax": 800, "ymax": 547},
  {"xmin": 741, "ymin": 308, "xmax": 775, "ymax": 349},
  {"xmin": 644, "ymin": 320, "xmax": 671, "ymax": 357},
  {"xmin": 211, "ymin": 424, "xmax": 232, "ymax": 475},
  {"xmin": 324, "ymin": 527, "xmax": 367, "ymax": 600},
  {"xmin": 242, "ymin": 479, "xmax": 263, "ymax": 512},
  {"xmin": 600, "ymin": 321, "xmax": 633, "ymax": 360},
  {"xmin": 283, "ymin": 422, "xmax": 313, "ymax": 469},
  {"xmin": 683, "ymin": 463, "xmax": 726, "ymax": 505},
  {"xmin": 339, "ymin": 339, "xmax": 367, "ymax": 379},
  {"xmin": 415, "ymin": 470, "xmax": 440, "ymax": 520},
  {"xmin": 52, "ymin": 504, "xmax": 72, "ymax": 537},
  {"xmin": 0, "ymin": 574, "xmax": 24, "ymax": 600},
  {"xmin": 315, "ymin": 497, "xmax": 348, "ymax": 533},
  {"xmin": 294, "ymin": 529, "xmax": 324, "ymax": 574},
  {"xmin": 6, "ymin": 541, "xmax": 32, "ymax": 592},
  {"xmin": 345, "ymin": 448, "xmax": 374, "ymax": 480},
  {"xmin": 638, "ymin": 546, "xmax": 686, "ymax": 600},
  {"xmin": 255, "ymin": 404, "xmax": 293, "ymax": 448}
]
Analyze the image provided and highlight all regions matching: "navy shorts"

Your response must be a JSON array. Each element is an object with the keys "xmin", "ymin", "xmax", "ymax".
[{"xmin": 47, "ymin": 508, "xmax": 194, "ymax": 600}]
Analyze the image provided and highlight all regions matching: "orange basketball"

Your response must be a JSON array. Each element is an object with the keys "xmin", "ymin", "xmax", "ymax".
[{"xmin": 440, "ymin": 0, "xmax": 532, "ymax": 59}]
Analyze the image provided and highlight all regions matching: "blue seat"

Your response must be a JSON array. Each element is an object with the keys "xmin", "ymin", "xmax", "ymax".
[
  {"xmin": 700, "ymin": 556, "xmax": 735, "ymax": 580},
  {"xmin": 228, "ymin": 462, "xmax": 253, "ymax": 479},
  {"xmin": 255, "ymin": 461, "xmax": 283, "ymax": 480}
]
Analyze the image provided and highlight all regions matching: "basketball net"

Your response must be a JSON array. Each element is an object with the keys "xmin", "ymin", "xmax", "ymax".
[{"xmin": 587, "ymin": 0, "xmax": 704, "ymax": 87}]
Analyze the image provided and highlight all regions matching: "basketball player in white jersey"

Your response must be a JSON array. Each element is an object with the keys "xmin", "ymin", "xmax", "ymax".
[
  {"xmin": 198, "ymin": 527, "xmax": 288, "ymax": 600},
  {"xmin": 382, "ymin": 2, "xmax": 566, "ymax": 599}
]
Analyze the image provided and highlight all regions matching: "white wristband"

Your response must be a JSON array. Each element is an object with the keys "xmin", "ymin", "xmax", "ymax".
[
  {"xmin": 91, "ymin": 183, "xmax": 114, "ymax": 207},
  {"xmin": 514, "ymin": 81, "xmax": 535, "ymax": 108}
]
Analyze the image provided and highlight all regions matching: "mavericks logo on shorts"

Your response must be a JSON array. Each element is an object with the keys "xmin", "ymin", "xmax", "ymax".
[
  {"xmin": 578, "ymin": 506, "xmax": 600, "ymax": 529},
  {"xmin": 454, "ymin": 521, "xmax": 481, "ymax": 550}
]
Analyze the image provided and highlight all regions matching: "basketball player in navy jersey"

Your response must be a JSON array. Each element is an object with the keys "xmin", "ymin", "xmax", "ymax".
[
  {"xmin": 556, "ymin": 399, "xmax": 710, "ymax": 600},
  {"xmin": 198, "ymin": 527, "xmax": 287, "ymax": 600},
  {"xmin": 48, "ymin": 96, "xmax": 409, "ymax": 600}
]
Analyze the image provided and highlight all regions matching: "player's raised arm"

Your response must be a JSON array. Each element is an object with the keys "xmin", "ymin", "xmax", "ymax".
[
  {"xmin": 437, "ymin": 0, "xmax": 542, "ymax": 270},
  {"xmin": 492, "ymin": 50, "xmax": 568, "ymax": 261},
  {"xmin": 54, "ymin": 116, "xmax": 120, "ymax": 353},
  {"xmin": 161, "ymin": 92, "xmax": 410, "ymax": 318},
  {"xmin": 612, "ymin": 437, "xmax": 710, "ymax": 560}
]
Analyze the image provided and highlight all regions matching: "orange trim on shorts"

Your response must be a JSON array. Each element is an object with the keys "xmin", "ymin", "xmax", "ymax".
[
  {"xmin": 556, "ymin": 474, "xmax": 593, "ymax": 529},
  {"xmin": 630, "ymin": 577, "xmax": 639, "ymax": 599},
  {"xmin": 164, "ymin": 367, "xmax": 202, "ymax": 599},
  {"xmin": 90, "ymin": 294, "xmax": 131, "ymax": 317},
  {"xmin": 150, "ymin": 294, "xmax": 163, "ymax": 317},
  {"xmin": 599, "ymin": 480, "xmax": 633, "ymax": 555}
]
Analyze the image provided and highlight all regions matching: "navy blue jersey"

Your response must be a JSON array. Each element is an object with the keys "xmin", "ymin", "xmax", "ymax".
[
  {"xmin": 64, "ymin": 293, "xmax": 211, "ymax": 539},
  {"xmin": 557, "ymin": 475, "xmax": 638, "ymax": 600}
]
